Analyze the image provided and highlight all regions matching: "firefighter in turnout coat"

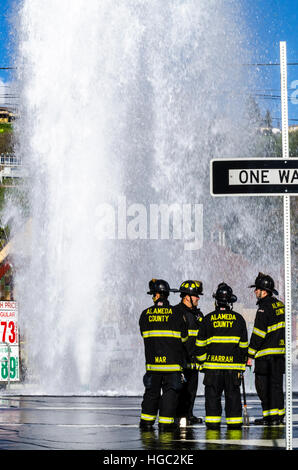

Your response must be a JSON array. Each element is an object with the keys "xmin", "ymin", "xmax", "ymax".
[
  {"xmin": 248, "ymin": 273, "xmax": 285, "ymax": 426},
  {"xmin": 195, "ymin": 283, "xmax": 248, "ymax": 430},
  {"xmin": 139, "ymin": 279, "xmax": 188, "ymax": 431},
  {"xmin": 173, "ymin": 280, "xmax": 204, "ymax": 425}
]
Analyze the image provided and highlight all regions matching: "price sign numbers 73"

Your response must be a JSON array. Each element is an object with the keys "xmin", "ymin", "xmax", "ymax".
[{"xmin": 0, "ymin": 321, "xmax": 17, "ymax": 344}]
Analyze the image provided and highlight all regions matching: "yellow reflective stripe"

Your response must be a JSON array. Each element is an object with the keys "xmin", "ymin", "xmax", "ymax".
[
  {"xmin": 188, "ymin": 329, "xmax": 198, "ymax": 336},
  {"xmin": 226, "ymin": 417, "xmax": 243, "ymax": 424},
  {"xmin": 186, "ymin": 363, "xmax": 197, "ymax": 369},
  {"xmin": 159, "ymin": 416, "xmax": 174, "ymax": 424},
  {"xmin": 252, "ymin": 327, "xmax": 266, "ymax": 338},
  {"xmin": 196, "ymin": 353, "xmax": 207, "ymax": 362},
  {"xmin": 279, "ymin": 409, "xmax": 285, "ymax": 416},
  {"xmin": 142, "ymin": 330, "xmax": 181, "ymax": 339},
  {"xmin": 203, "ymin": 362, "xmax": 246, "ymax": 371},
  {"xmin": 181, "ymin": 335, "xmax": 189, "ymax": 343},
  {"xmin": 141, "ymin": 413, "xmax": 156, "ymax": 422},
  {"xmin": 206, "ymin": 336, "xmax": 240, "ymax": 344},
  {"xmin": 146, "ymin": 364, "xmax": 182, "ymax": 372},
  {"xmin": 255, "ymin": 348, "xmax": 285, "ymax": 358},
  {"xmin": 196, "ymin": 339, "xmax": 207, "ymax": 347},
  {"xmin": 248, "ymin": 347, "xmax": 256, "ymax": 356},
  {"xmin": 267, "ymin": 322, "xmax": 285, "ymax": 333},
  {"xmin": 239, "ymin": 341, "xmax": 248, "ymax": 348},
  {"xmin": 205, "ymin": 416, "xmax": 221, "ymax": 423},
  {"xmin": 263, "ymin": 409, "xmax": 279, "ymax": 417}
]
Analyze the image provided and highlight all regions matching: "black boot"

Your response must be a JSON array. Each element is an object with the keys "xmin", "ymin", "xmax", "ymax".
[
  {"xmin": 139, "ymin": 420, "xmax": 154, "ymax": 430},
  {"xmin": 206, "ymin": 423, "xmax": 220, "ymax": 430},
  {"xmin": 189, "ymin": 415, "xmax": 203, "ymax": 424},
  {"xmin": 158, "ymin": 422, "xmax": 179, "ymax": 432},
  {"xmin": 254, "ymin": 417, "xmax": 271, "ymax": 426},
  {"xmin": 270, "ymin": 416, "xmax": 282, "ymax": 426},
  {"xmin": 279, "ymin": 416, "xmax": 285, "ymax": 425},
  {"xmin": 227, "ymin": 424, "xmax": 242, "ymax": 430}
]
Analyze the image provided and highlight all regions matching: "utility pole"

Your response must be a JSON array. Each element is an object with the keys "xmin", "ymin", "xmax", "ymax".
[{"xmin": 280, "ymin": 40, "xmax": 292, "ymax": 451}]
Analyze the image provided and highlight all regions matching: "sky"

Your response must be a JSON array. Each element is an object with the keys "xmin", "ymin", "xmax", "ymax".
[
  {"xmin": 241, "ymin": 0, "xmax": 298, "ymax": 126},
  {"xmin": 0, "ymin": 0, "xmax": 297, "ymax": 124}
]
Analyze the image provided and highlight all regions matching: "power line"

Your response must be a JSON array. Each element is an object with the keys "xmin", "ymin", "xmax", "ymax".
[
  {"xmin": 272, "ymin": 117, "xmax": 298, "ymax": 122},
  {"xmin": 1, "ymin": 63, "xmax": 298, "ymax": 70},
  {"xmin": 241, "ymin": 62, "xmax": 298, "ymax": 66}
]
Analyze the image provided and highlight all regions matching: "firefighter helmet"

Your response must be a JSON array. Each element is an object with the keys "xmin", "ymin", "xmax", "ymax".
[
  {"xmin": 213, "ymin": 282, "xmax": 237, "ymax": 305},
  {"xmin": 178, "ymin": 280, "xmax": 204, "ymax": 297},
  {"xmin": 147, "ymin": 279, "xmax": 177, "ymax": 296},
  {"xmin": 249, "ymin": 272, "xmax": 278, "ymax": 295}
]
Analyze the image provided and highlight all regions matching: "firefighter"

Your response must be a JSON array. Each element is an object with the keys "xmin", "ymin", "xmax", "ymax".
[
  {"xmin": 247, "ymin": 272, "xmax": 285, "ymax": 426},
  {"xmin": 195, "ymin": 283, "xmax": 248, "ymax": 430},
  {"xmin": 139, "ymin": 279, "xmax": 188, "ymax": 431},
  {"xmin": 173, "ymin": 280, "xmax": 204, "ymax": 425}
]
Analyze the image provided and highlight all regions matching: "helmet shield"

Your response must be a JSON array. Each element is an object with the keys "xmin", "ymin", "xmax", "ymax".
[{"xmin": 178, "ymin": 280, "xmax": 203, "ymax": 297}]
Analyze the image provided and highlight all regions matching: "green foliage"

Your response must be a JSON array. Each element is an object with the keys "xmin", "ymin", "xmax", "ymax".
[
  {"xmin": 0, "ymin": 123, "xmax": 13, "ymax": 133},
  {"xmin": 257, "ymin": 130, "xmax": 298, "ymax": 158},
  {"xmin": 0, "ymin": 124, "xmax": 13, "ymax": 154},
  {"xmin": 289, "ymin": 130, "xmax": 298, "ymax": 157}
]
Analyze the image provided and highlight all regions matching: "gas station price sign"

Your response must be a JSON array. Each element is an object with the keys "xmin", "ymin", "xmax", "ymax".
[{"xmin": 0, "ymin": 301, "xmax": 19, "ymax": 382}]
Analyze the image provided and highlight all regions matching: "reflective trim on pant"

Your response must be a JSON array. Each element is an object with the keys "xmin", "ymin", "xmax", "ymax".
[
  {"xmin": 263, "ymin": 408, "xmax": 284, "ymax": 418},
  {"xmin": 140, "ymin": 413, "xmax": 156, "ymax": 422},
  {"xmin": 205, "ymin": 416, "xmax": 221, "ymax": 424},
  {"xmin": 158, "ymin": 416, "xmax": 174, "ymax": 424},
  {"xmin": 226, "ymin": 416, "xmax": 243, "ymax": 425},
  {"xmin": 141, "ymin": 372, "xmax": 182, "ymax": 424},
  {"xmin": 255, "ymin": 356, "xmax": 284, "ymax": 420},
  {"xmin": 204, "ymin": 370, "xmax": 242, "ymax": 426}
]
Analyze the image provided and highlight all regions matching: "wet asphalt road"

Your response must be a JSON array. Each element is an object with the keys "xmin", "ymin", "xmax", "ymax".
[{"xmin": 0, "ymin": 393, "xmax": 297, "ymax": 454}]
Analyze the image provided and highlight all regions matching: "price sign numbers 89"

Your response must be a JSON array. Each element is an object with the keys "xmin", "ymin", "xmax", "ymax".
[
  {"xmin": 0, "ymin": 321, "xmax": 17, "ymax": 344},
  {"xmin": 1, "ymin": 356, "xmax": 18, "ymax": 380}
]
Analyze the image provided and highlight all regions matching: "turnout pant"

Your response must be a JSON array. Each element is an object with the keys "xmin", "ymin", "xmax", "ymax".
[
  {"xmin": 254, "ymin": 356, "xmax": 285, "ymax": 421},
  {"xmin": 140, "ymin": 372, "xmax": 183, "ymax": 425},
  {"xmin": 176, "ymin": 369, "xmax": 198, "ymax": 418},
  {"xmin": 203, "ymin": 369, "xmax": 243, "ymax": 427}
]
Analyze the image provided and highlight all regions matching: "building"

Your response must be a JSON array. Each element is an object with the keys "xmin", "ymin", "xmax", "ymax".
[
  {"xmin": 0, "ymin": 108, "xmax": 16, "ymax": 124},
  {"xmin": 259, "ymin": 127, "xmax": 281, "ymax": 135}
]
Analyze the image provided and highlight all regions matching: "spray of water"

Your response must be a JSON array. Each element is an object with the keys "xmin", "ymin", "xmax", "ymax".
[{"xmin": 11, "ymin": 0, "xmax": 286, "ymax": 394}]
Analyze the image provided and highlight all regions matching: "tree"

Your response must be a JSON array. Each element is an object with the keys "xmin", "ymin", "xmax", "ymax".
[
  {"xmin": 245, "ymin": 96, "xmax": 262, "ymax": 127},
  {"xmin": 263, "ymin": 109, "xmax": 272, "ymax": 130}
]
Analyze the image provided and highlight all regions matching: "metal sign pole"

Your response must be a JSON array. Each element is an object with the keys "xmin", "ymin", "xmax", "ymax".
[
  {"xmin": 280, "ymin": 40, "xmax": 292, "ymax": 450},
  {"xmin": 7, "ymin": 343, "xmax": 10, "ymax": 392}
]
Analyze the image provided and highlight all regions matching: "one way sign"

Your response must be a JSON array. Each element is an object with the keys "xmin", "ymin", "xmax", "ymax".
[{"xmin": 210, "ymin": 158, "xmax": 298, "ymax": 196}]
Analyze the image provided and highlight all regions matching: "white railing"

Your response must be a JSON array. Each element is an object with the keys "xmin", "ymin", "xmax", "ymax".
[{"xmin": 0, "ymin": 153, "xmax": 22, "ymax": 167}]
